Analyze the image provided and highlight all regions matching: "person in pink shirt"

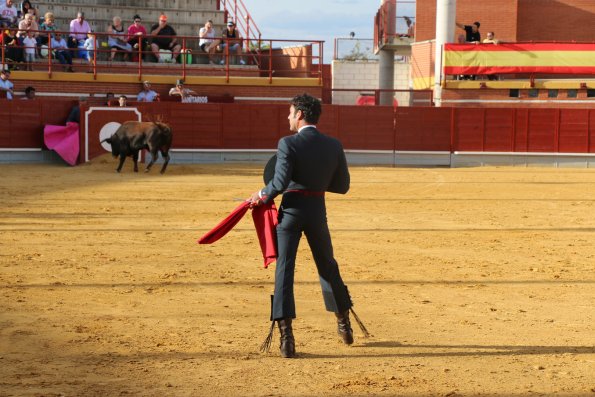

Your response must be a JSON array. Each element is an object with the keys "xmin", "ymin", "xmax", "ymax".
[
  {"xmin": 127, "ymin": 14, "xmax": 147, "ymax": 62},
  {"xmin": 69, "ymin": 11, "xmax": 91, "ymax": 55}
]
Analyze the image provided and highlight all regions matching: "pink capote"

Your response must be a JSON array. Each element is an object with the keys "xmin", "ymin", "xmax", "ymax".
[
  {"xmin": 198, "ymin": 201, "xmax": 278, "ymax": 268},
  {"xmin": 43, "ymin": 122, "xmax": 80, "ymax": 166}
]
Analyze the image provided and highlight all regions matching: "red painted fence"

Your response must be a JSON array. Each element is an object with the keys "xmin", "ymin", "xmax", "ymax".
[{"xmin": 3, "ymin": 100, "xmax": 595, "ymax": 160}]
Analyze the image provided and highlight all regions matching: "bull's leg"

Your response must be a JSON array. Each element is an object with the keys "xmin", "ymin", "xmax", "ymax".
[
  {"xmin": 145, "ymin": 150, "xmax": 157, "ymax": 173},
  {"xmin": 116, "ymin": 154, "xmax": 126, "ymax": 173},
  {"xmin": 159, "ymin": 151, "xmax": 170, "ymax": 174},
  {"xmin": 132, "ymin": 151, "xmax": 139, "ymax": 172}
]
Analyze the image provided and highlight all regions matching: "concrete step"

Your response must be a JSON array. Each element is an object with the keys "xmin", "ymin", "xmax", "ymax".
[
  {"xmin": 43, "ymin": 8, "xmax": 224, "ymax": 28},
  {"xmin": 36, "ymin": 0, "xmax": 217, "ymax": 11}
]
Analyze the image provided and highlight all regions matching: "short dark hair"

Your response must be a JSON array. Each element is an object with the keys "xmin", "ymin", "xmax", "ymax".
[
  {"xmin": 133, "ymin": 14, "xmax": 141, "ymax": 20},
  {"xmin": 473, "ymin": 21, "xmax": 481, "ymax": 28},
  {"xmin": 290, "ymin": 93, "xmax": 321, "ymax": 124},
  {"xmin": 25, "ymin": 86, "xmax": 35, "ymax": 94}
]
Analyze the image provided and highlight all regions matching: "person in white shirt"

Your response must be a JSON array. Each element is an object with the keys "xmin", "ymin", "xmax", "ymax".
[
  {"xmin": 22, "ymin": 30, "xmax": 36, "ymax": 71},
  {"xmin": 83, "ymin": 32, "xmax": 95, "ymax": 71},
  {"xmin": 199, "ymin": 19, "xmax": 219, "ymax": 65},
  {"xmin": 137, "ymin": 80, "xmax": 158, "ymax": 102},
  {"xmin": 0, "ymin": 69, "xmax": 14, "ymax": 100}
]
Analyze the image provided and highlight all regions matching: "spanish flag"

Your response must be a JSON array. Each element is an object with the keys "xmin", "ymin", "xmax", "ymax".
[{"xmin": 444, "ymin": 43, "xmax": 595, "ymax": 75}]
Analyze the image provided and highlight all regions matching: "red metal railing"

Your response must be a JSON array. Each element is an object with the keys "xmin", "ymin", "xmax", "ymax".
[
  {"xmin": 0, "ymin": 30, "xmax": 323, "ymax": 82},
  {"xmin": 374, "ymin": 0, "xmax": 416, "ymax": 51},
  {"xmin": 219, "ymin": 0, "xmax": 263, "ymax": 56}
]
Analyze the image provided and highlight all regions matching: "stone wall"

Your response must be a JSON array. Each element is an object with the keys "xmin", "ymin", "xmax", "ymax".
[{"xmin": 331, "ymin": 59, "xmax": 411, "ymax": 106}]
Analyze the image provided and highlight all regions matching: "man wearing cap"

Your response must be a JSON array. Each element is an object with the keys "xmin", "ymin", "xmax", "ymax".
[
  {"xmin": 218, "ymin": 20, "xmax": 245, "ymax": 65},
  {"xmin": 0, "ymin": 69, "xmax": 14, "ymax": 100},
  {"xmin": 137, "ymin": 80, "xmax": 158, "ymax": 102},
  {"xmin": 168, "ymin": 79, "xmax": 197, "ymax": 103},
  {"xmin": 150, "ymin": 14, "xmax": 181, "ymax": 63}
]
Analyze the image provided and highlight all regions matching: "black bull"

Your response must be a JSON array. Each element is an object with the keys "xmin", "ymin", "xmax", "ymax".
[{"xmin": 101, "ymin": 121, "xmax": 173, "ymax": 174}]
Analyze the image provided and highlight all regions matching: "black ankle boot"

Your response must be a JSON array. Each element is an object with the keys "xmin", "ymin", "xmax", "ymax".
[
  {"xmin": 336, "ymin": 310, "xmax": 354, "ymax": 345},
  {"xmin": 277, "ymin": 318, "xmax": 296, "ymax": 358}
]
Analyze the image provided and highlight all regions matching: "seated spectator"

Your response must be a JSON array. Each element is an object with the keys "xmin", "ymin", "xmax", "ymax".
[
  {"xmin": 51, "ymin": 32, "xmax": 74, "ymax": 72},
  {"xmin": 483, "ymin": 31, "xmax": 500, "ymax": 81},
  {"xmin": 0, "ymin": 0, "xmax": 18, "ymax": 28},
  {"xmin": 137, "ymin": 80, "xmax": 157, "ymax": 102},
  {"xmin": 127, "ymin": 14, "xmax": 148, "ymax": 62},
  {"xmin": 21, "ymin": 85, "xmax": 35, "ymax": 99},
  {"xmin": 16, "ymin": 12, "xmax": 37, "ymax": 41},
  {"xmin": 483, "ymin": 31, "xmax": 499, "ymax": 45},
  {"xmin": 69, "ymin": 11, "xmax": 91, "ymax": 55},
  {"xmin": 2, "ymin": 27, "xmax": 22, "ymax": 65},
  {"xmin": 19, "ymin": 0, "xmax": 37, "ymax": 20},
  {"xmin": 199, "ymin": 19, "xmax": 219, "ymax": 64},
  {"xmin": 105, "ymin": 92, "xmax": 114, "ymax": 105},
  {"xmin": 0, "ymin": 68, "xmax": 14, "ymax": 99},
  {"xmin": 107, "ymin": 16, "xmax": 132, "ymax": 61},
  {"xmin": 37, "ymin": 11, "xmax": 57, "ymax": 48},
  {"xmin": 150, "ymin": 14, "xmax": 181, "ymax": 63},
  {"xmin": 22, "ymin": 29, "xmax": 35, "ymax": 70},
  {"xmin": 169, "ymin": 79, "xmax": 197, "ymax": 102},
  {"xmin": 118, "ymin": 95, "xmax": 127, "ymax": 107},
  {"xmin": 83, "ymin": 31, "xmax": 95, "ymax": 71},
  {"xmin": 218, "ymin": 20, "xmax": 244, "ymax": 65}
]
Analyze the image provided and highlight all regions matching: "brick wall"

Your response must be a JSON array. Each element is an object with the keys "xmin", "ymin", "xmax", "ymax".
[
  {"xmin": 518, "ymin": 0, "xmax": 595, "ymax": 41},
  {"xmin": 416, "ymin": 0, "xmax": 519, "ymax": 42},
  {"xmin": 416, "ymin": 0, "xmax": 595, "ymax": 43}
]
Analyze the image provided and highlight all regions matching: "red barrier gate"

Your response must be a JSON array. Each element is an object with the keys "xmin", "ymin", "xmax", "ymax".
[{"xmin": 6, "ymin": 99, "xmax": 595, "ymax": 164}]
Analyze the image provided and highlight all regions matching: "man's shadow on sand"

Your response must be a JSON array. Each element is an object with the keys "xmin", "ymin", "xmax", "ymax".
[{"xmin": 298, "ymin": 341, "xmax": 595, "ymax": 359}]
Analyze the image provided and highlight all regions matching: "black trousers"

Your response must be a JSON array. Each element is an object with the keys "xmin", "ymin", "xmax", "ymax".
[{"xmin": 272, "ymin": 192, "xmax": 351, "ymax": 320}]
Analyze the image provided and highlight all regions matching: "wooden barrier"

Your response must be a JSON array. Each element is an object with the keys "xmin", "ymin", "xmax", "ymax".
[{"xmin": 5, "ymin": 99, "xmax": 595, "ymax": 163}]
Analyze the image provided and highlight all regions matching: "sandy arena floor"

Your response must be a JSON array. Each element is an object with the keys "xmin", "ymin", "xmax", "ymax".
[{"xmin": 0, "ymin": 157, "xmax": 594, "ymax": 397}]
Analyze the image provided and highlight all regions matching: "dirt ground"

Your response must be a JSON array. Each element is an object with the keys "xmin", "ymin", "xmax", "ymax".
[{"xmin": 1, "ymin": 157, "xmax": 594, "ymax": 397}]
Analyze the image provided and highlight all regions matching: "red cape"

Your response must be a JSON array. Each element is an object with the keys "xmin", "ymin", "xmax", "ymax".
[{"xmin": 198, "ymin": 201, "xmax": 278, "ymax": 268}]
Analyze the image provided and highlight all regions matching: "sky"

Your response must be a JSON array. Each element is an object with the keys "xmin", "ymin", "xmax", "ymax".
[
  {"xmin": 242, "ymin": 0, "xmax": 417, "ymax": 62},
  {"xmin": 241, "ymin": 0, "xmax": 380, "ymax": 62}
]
